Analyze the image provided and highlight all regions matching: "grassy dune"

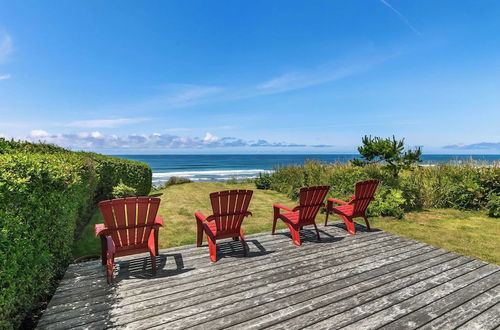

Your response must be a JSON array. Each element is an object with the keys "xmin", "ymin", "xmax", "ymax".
[{"xmin": 73, "ymin": 182, "xmax": 500, "ymax": 264}]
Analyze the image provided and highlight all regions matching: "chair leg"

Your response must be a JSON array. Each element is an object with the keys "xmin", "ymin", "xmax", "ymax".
[
  {"xmin": 363, "ymin": 216, "xmax": 371, "ymax": 232},
  {"xmin": 325, "ymin": 201, "xmax": 332, "ymax": 226},
  {"xmin": 272, "ymin": 208, "xmax": 279, "ymax": 235},
  {"xmin": 290, "ymin": 227, "xmax": 302, "ymax": 246},
  {"xmin": 208, "ymin": 237, "xmax": 217, "ymax": 262},
  {"xmin": 313, "ymin": 223, "xmax": 321, "ymax": 241},
  {"xmin": 100, "ymin": 236, "xmax": 107, "ymax": 266},
  {"xmin": 106, "ymin": 255, "xmax": 114, "ymax": 284},
  {"xmin": 340, "ymin": 215, "xmax": 356, "ymax": 235},
  {"xmin": 239, "ymin": 229, "xmax": 247, "ymax": 256},
  {"xmin": 196, "ymin": 220, "xmax": 203, "ymax": 247},
  {"xmin": 154, "ymin": 229, "xmax": 159, "ymax": 255},
  {"xmin": 150, "ymin": 252, "xmax": 157, "ymax": 276}
]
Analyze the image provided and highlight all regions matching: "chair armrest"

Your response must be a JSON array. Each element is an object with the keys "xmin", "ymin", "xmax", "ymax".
[
  {"xmin": 327, "ymin": 198, "xmax": 349, "ymax": 205},
  {"xmin": 154, "ymin": 217, "xmax": 164, "ymax": 227},
  {"xmin": 195, "ymin": 212, "xmax": 208, "ymax": 222},
  {"xmin": 95, "ymin": 224, "xmax": 109, "ymax": 236},
  {"xmin": 273, "ymin": 204, "xmax": 294, "ymax": 212}
]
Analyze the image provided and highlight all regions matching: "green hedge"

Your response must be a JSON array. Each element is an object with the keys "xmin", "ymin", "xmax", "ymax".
[
  {"xmin": 78, "ymin": 152, "xmax": 152, "ymax": 200},
  {"xmin": 0, "ymin": 140, "xmax": 152, "ymax": 329},
  {"xmin": 263, "ymin": 160, "xmax": 500, "ymax": 218}
]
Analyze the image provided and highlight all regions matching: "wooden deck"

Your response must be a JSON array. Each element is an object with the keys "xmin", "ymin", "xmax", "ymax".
[{"xmin": 37, "ymin": 222, "xmax": 500, "ymax": 329}]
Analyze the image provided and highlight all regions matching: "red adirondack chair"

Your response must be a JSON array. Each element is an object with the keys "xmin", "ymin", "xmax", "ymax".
[
  {"xmin": 195, "ymin": 190, "xmax": 253, "ymax": 262},
  {"xmin": 272, "ymin": 185, "xmax": 330, "ymax": 246},
  {"xmin": 325, "ymin": 179, "xmax": 379, "ymax": 235},
  {"xmin": 95, "ymin": 197, "xmax": 163, "ymax": 284}
]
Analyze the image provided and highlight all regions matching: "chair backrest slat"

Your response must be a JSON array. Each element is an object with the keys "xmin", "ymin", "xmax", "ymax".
[
  {"xmin": 298, "ymin": 185, "xmax": 330, "ymax": 224},
  {"xmin": 351, "ymin": 180, "xmax": 379, "ymax": 215},
  {"xmin": 125, "ymin": 198, "xmax": 137, "ymax": 246},
  {"xmin": 111, "ymin": 200, "xmax": 128, "ymax": 247},
  {"xmin": 136, "ymin": 198, "xmax": 150, "ymax": 244},
  {"xmin": 99, "ymin": 197, "xmax": 161, "ymax": 248},
  {"xmin": 210, "ymin": 190, "xmax": 253, "ymax": 235}
]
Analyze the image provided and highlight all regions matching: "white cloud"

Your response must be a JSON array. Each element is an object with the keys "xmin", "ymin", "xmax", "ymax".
[
  {"xmin": 17, "ymin": 130, "xmax": 318, "ymax": 150},
  {"xmin": 203, "ymin": 132, "xmax": 219, "ymax": 143},
  {"xmin": 0, "ymin": 31, "xmax": 13, "ymax": 63},
  {"xmin": 0, "ymin": 73, "xmax": 10, "ymax": 80},
  {"xmin": 379, "ymin": 0, "xmax": 422, "ymax": 36},
  {"xmin": 29, "ymin": 129, "xmax": 49, "ymax": 138},
  {"xmin": 67, "ymin": 118, "xmax": 149, "ymax": 128}
]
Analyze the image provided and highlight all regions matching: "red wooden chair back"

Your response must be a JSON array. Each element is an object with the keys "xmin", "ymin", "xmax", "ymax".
[
  {"xmin": 350, "ymin": 180, "xmax": 379, "ymax": 216},
  {"xmin": 297, "ymin": 185, "xmax": 330, "ymax": 224},
  {"xmin": 99, "ymin": 197, "xmax": 161, "ymax": 249},
  {"xmin": 208, "ymin": 190, "xmax": 253, "ymax": 236}
]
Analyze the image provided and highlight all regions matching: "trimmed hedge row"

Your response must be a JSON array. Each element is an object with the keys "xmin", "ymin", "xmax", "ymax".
[
  {"xmin": 257, "ymin": 160, "xmax": 500, "ymax": 218},
  {"xmin": 0, "ymin": 140, "xmax": 152, "ymax": 329}
]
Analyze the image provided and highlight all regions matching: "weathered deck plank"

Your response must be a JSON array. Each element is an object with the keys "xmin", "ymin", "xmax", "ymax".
[{"xmin": 37, "ymin": 222, "xmax": 500, "ymax": 330}]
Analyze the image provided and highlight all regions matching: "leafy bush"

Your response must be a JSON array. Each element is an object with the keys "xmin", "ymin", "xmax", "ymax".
[
  {"xmin": 112, "ymin": 181, "xmax": 138, "ymax": 198},
  {"xmin": 267, "ymin": 160, "xmax": 499, "ymax": 218},
  {"xmin": 80, "ymin": 152, "xmax": 152, "ymax": 199},
  {"xmin": 255, "ymin": 173, "xmax": 272, "ymax": 189},
  {"xmin": 0, "ymin": 153, "xmax": 93, "ymax": 328},
  {"xmin": 0, "ymin": 141, "xmax": 152, "ymax": 329},
  {"xmin": 368, "ymin": 188, "xmax": 406, "ymax": 219},
  {"xmin": 162, "ymin": 176, "xmax": 192, "ymax": 187},
  {"xmin": 487, "ymin": 194, "xmax": 500, "ymax": 218}
]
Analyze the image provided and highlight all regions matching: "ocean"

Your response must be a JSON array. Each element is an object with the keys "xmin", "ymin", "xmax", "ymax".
[{"xmin": 116, "ymin": 154, "xmax": 500, "ymax": 186}]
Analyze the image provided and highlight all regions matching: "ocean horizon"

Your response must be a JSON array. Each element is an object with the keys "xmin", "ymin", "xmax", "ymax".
[{"xmin": 116, "ymin": 154, "xmax": 500, "ymax": 185}]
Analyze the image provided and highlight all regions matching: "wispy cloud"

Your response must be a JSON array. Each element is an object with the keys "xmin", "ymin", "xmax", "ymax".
[
  {"xmin": 153, "ymin": 84, "xmax": 225, "ymax": 108},
  {"xmin": 21, "ymin": 130, "xmax": 318, "ymax": 150},
  {"xmin": 443, "ymin": 142, "xmax": 500, "ymax": 151},
  {"xmin": 0, "ymin": 31, "xmax": 13, "ymax": 63},
  {"xmin": 66, "ymin": 117, "xmax": 150, "ymax": 128},
  {"xmin": 379, "ymin": 0, "xmax": 422, "ymax": 36},
  {"xmin": 145, "ymin": 52, "xmax": 393, "ymax": 110},
  {"xmin": 0, "ymin": 73, "xmax": 10, "ymax": 80}
]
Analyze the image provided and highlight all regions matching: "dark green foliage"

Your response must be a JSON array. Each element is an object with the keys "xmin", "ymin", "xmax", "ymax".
[
  {"xmin": 255, "ymin": 173, "xmax": 272, "ymax": 189},
  {"xmin": 0, "ymin": 141, "xmax": 152, "ymax": 329},
  {"xmin": 0, "ymin": 138, "xmax": 68, "ymax": 155},
  {"xmin": 79, "ymin": 152, "xmax": 152, "ymax": 199},
  {"xmin": 162, "ymin": 176, "xmax": 192, "ymax": 187},
  {"xmin": 487, "ymin": 194, "xmax": 500, "ymax": 218},
  {"xmin": 112, "ymin": 181, "xmax": 138, "ymax": 198},
  {"xmin": 265, "ymin": 160, "xmax": 499, "ymax": 219},
  {"xmin": 351, "ymin": 135, "xmax": 422, "ymax": 178}
]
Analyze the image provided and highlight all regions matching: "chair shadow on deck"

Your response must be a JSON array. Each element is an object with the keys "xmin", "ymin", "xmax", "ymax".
[
  {"xmin": 274, "ymin": 228, "xmax": 344, "ymax": 244},
  {"xmin": 210, "ymin": 238, "xmax": 272, "ymax": 261},
  {"xmin": 326, "ymin": 221, "xmax": 383, "ymax": 234},
  {"xmin": 111, "ymin": 252, "xmax": 194, "ymax": 284}
]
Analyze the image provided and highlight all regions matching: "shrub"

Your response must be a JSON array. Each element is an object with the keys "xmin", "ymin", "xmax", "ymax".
[
  {"xmin": 368, "ymin": 188, "xmax": 406, "ymax": 219},
  {"xmin": 267, "ymin": 160, "xmax": 499, "ymax": 218},
  {"xmin": 487, "ymin": 194, "xmax": 500, "ymax": 218},
  {"xmin": 112, "ymin": 181, "xmax": 138, "ymax": 198},
  {"xmin": 164, "ymin": 176, "xmax": 192, "ymax": 187},
  {"xmin": 0, "ymin": 141, "xmax": 152, "ymax": 329},
  {"xmin": 255, "ymin": 173, "xmax": 272, "ymax": 189},
  {"xmin": 0, "ymin": 153, "xmax": 93, "ymax": 328},
  {"xmin": 80, "ymin": 152, "xmax": 152, "ymax": 199}
]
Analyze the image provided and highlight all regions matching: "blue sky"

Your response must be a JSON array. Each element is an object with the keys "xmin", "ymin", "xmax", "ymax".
[{"xmin": 0, "ymin": 0, "xmax": 499, "ymax": 154}]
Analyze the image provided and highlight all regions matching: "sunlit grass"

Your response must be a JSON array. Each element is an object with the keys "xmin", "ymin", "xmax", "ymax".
[{"xmin": 364, "ymin": 209, "xmax": 500, "ymax": 264}]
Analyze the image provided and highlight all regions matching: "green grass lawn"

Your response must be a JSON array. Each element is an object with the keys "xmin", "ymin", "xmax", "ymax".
[{"xmin": 73, "ymin": 182, "xmax": 500, "ymax": 265}]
